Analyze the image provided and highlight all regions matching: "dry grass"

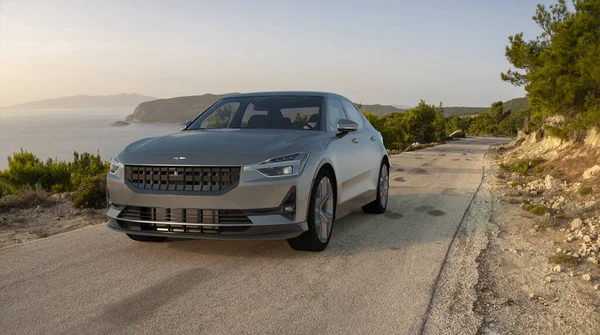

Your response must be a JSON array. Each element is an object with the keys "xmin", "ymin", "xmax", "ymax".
[{"xmin": 0, "ymin": 186, "xmax": 54, "ymax": 213}]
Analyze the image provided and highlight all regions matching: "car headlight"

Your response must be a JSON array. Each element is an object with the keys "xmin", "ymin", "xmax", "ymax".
[
  {"xmin": 109, "ymin": 157, "xmax": 124, "ymax": 174},
  {"xmin": 244, "ymin": 153, "xmax": 309, "ymax": 177}
]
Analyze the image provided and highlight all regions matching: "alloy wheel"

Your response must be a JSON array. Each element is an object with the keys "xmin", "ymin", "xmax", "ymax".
[{"xmin": 314, "ymin": 176, "xmax": 334, "ymax": 243}]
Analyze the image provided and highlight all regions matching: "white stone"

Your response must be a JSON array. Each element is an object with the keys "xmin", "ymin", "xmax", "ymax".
[
  {"xmin": 571, "ymin": 218, "xmax": 583, "ymax": 229},
  {"xmin": 552, "ymin": 265, "xmax": 562, "ymax": 273},
  {"xmin": 582, "ymin": 273, "xmax": 592, "ymax": 281},
  {"xmin": 545, "ymin": 174, "xmax": 557, "ymax": 190},
  {"xmin": 583, "ymin": 165, "xmax": 600, "ymax": 179},
  {"xmin": 584, "ymin": 235, "xmax": 592, "ymax": 243}
]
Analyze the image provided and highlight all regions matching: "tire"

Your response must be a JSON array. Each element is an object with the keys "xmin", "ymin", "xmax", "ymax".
[
  {"xmin": 362, "ymin": 163, "xmax": 389, "ymax": 214},
  {"xmin": 287, "ymin": 169, "xmax": 336, "ymax": 251},
  {"xmin": 126, "ymin": 234, "xmax": 168, "ymax": 242}
]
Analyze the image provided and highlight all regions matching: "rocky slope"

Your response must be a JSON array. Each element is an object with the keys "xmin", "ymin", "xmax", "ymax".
[{"xmin": 125, "ymin": 93, "xmax": 234, "ymax": 123}]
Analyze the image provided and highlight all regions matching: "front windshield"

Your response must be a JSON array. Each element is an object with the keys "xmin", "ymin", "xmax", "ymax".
[{"xmin": 186, "ymin": 96, "xmax": 323, "ymax": 131}]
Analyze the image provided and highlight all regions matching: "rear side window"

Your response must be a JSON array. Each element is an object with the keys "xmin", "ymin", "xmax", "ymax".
[
  {"xmin": 340, "ymin": 100, "xmax": 364, "ymax": 128},
  {"xmin": 325, "ymin": 98, "xmax": 347, "ymax": 131}
]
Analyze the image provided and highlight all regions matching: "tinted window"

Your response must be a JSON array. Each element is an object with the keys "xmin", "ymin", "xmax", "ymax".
[
  {"xmin": 200, "ymin": 102, "xmax": 239, "ymax": 129},
  {"xmin": 188, "ymin": 96, "xmax": 323, "ymax": 131},
  {"xmin": 340, "ymin": 99, "xmax": 364, "ymax": 128},
  {"xmin": 326, "ymin": 98, "xmax": 347, "ymax": 131}
]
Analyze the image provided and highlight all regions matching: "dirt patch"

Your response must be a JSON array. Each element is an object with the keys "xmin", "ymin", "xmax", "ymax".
[{"xmin": 0, "ymin": 199, "xmax": 105, "ymax": 249}]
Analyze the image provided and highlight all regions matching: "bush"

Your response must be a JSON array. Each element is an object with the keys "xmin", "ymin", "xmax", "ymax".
[
  {"xmin": 0, "ymin": 178, "xmax": 16, "ymax": 199},
  {"xmin": 1, "ymin": 150, "xmax": 109, "ymax": 208},
  {"xmin": 526, "ymin": 204, "xmax": 549, "ymax": 215},
  {"xmin": 73, "ymin": 175, "xmax": 107, "ymax": 209},
  {"xmin": 577, "ymin": 186, "xmax": 593, "ymax": 196}
]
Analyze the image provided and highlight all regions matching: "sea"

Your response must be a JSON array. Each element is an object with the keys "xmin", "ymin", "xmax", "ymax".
[{"xmin": 0, "ymin": 108, "xmax": 180, "ymax": 170}]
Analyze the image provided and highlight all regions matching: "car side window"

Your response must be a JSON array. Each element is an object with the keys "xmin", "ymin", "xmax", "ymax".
[
  {"xmin": 340, "ymin": 99, "xmax": 364, "ymax": 129},
  {"xmin": 325, "ymin": 98, "xmax": 347, "ymax": 131}
]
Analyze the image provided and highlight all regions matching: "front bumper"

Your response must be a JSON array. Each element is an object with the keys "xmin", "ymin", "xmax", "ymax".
[
  {"xmin": 106, "ymin": 221, "xmax": 306, "ymax": 240},
  {"xmin": 106, "ymin": 164, "xmax": 313, "ymax": 240}
]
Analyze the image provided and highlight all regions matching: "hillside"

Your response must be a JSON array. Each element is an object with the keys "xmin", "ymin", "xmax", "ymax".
[
  {"xmin": 126, "ymin": 93, "xmax": 235, "ymax": 123},
  {"xmin": 4, "ymin": 93, "xmax": 156, "ymax": 110},
  {"xmin": 361, "ymin": 104, "xmax": 404, "ymax": 116}
]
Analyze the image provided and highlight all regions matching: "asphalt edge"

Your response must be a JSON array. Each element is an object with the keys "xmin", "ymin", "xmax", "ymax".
[{"xmin": 417, "ymin": 145, "xmax": 492, "ymax": 335}]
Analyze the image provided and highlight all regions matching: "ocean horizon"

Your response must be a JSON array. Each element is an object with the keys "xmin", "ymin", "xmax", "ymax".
[{"xmin": 0, "ymin": 108, "xmax": 179, "ymax": 169}]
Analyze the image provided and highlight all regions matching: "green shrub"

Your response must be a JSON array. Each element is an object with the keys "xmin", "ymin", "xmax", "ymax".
[
  {"xmin": 73, "ymin": 175, "xmax": 107, "ymax": 209},
  {"xmin": 577, "ymin": 186, "xmax": 593, "ymax": 196},
  {"xmin": 499, "ymin": 162, "xmax": 510, "ymax": 171},
  {"xmin": 526, "ymin": 204, "xmax": 549, "ymax": 215},
  {"xmin": 0, "ymin": 178, "xmax": 16, "ymax": 199},
  {"xmin": 506, "ymin": 158, "xmax": 544, "ymax": 175},
  {"xmin": 510, "ymin": 161, "xmax": 530, "ymax": 174}
]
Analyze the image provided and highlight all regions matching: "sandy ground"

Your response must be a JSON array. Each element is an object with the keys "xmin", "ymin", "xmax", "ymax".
[{"xmin": 0, "ymin": 200, "xmax": 105, "ymax": 249}]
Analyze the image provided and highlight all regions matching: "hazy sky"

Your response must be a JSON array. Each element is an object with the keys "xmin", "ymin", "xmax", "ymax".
[{"xmin": 0, "ymin": 0, "xmax": 554, "ymax": 108}]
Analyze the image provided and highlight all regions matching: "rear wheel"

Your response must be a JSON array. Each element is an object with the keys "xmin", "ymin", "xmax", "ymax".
[
  {"xmin": 287, "ymin": 169, "xmax": 335, "ymax": 251},
  {"xmin": 126, "ymin": 234, "xmax": 168, "ymax": 242},
  {"xmin": 362, "ymin": 163, "xmax": 389, "ymax": 214}
]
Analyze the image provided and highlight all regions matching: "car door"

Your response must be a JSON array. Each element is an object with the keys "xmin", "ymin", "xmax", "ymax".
[
  {"xmin": 323, "ymin": 98, "xmax": 367, "ymax": 205},
  {"xmin": 337, "ymin": 99, "xmax": 374, "ymax": 200}
]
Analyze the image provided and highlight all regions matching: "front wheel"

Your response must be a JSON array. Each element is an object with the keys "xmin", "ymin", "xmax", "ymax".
[
  {"xmin": 126, "ymin": 234, "xmax": 168, "ymax": 242},
  {"xmin": 362, "ymin": 163, "xmax": 389, "ymax": 214},
  {"xmin": 287, "ymin": 170, "xmax": 335, "ymax": 251}
]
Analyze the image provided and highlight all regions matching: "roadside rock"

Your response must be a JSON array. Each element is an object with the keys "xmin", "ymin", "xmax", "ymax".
[
  {"xmin": 545, "ymin": 174, "xmax": 558, "ymax": 190},
  {"xmin": 552, "ymin": 265, "xmax": 562, "ymax": 273},
  {"xmin": 583, "ymin": 165, "xmax": 600, "ymax": 180},
  {"xmin": 571, "ymin": 218, "xmax": 583, "ymax": 229}
]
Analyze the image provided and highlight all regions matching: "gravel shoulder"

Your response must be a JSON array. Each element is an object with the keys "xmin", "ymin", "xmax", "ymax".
[{"xmin": 425, "ymin": 143, "xmax": 600, "ymax": 334}]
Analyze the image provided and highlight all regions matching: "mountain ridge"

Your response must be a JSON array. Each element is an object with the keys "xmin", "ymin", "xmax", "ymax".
[{"xmin": 3, "ymin": 93, "xmax": 156, "ymax": 110}]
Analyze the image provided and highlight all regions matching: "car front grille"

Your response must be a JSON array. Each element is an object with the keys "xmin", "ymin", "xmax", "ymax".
[{"xmin": 125, "ymin": 165, "xmax": 240, "ymax": 192}]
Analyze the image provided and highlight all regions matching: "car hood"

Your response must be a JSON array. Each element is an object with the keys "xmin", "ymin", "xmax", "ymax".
[{"xmin": 118, "ymin": 129, "xmax": 326, "ymax": 166}]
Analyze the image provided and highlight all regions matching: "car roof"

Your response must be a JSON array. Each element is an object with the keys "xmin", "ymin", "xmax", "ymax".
[{"xmin": 225, "ymin": 91, "xmax": 347, "ymax": 100}]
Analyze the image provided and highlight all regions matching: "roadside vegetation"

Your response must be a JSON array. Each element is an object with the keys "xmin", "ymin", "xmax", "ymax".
[
  {"xmin": 360, "ymin": 100, "xmax": 470, "ymax": 151},
  {"xmin": 0, "ymin": 150, "xmax": 109, "ymax": 210}
]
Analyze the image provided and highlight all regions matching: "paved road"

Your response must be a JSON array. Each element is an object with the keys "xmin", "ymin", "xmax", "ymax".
[{"xmin": 0, "ymin": 137, "xmax": 506, "ymax": 335}]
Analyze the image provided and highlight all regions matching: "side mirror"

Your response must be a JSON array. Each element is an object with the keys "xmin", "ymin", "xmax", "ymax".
[
  {"xmin": 337, "ymin": 119, "xmax": 358, "ymax": 133},
  {"xmin": 180, "ymin": 120, "xmax": 192, "ymax": 131}
]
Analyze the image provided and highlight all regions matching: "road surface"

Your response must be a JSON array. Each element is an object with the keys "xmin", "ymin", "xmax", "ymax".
[{"xmin": 0, "ymin": 137, "xmax": 506, "ymax": 335}]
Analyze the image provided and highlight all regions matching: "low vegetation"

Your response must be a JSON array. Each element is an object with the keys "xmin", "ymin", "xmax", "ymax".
[
  {"xmin": 499, "ymin": 158, "xmax": 545, "ymax": 175},
  {"xmin": 0, "ymin": 150, "xmax": 109, "ymax": 209},
  {"xmin": 526, "ymin": 204, "xmax": 549, "ymax": 215},
  {"xmin": 548, "ymin": 253, "xmax": 579, "ymax": 266},
  {"xmin": 577, "ymin": 186, "xmax": 593, "ymax": 196}
]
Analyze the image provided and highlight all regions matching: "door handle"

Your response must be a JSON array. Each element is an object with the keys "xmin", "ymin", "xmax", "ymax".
[
  {"xmin": 370, "ymin": 136, "xmax": 376, "ymax": 141},
  {"xmin": 352, "ymin": 138, "xmax": 359, "ymax": 144}
]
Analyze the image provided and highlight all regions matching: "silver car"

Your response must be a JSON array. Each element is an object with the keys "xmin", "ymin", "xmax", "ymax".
[{"xmin": 106, "ymin": 91, "xmax": 389, "ymax": 251}]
